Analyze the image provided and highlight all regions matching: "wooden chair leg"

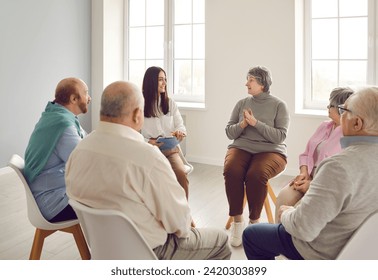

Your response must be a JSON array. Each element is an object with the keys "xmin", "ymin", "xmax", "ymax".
[
  {"xmin": 265, "ymin": 182, "xmax": 277, "ymax": 223},
  {"xmin": 29, "ymin": 228, "xmax": 56, "ymax": 260},
  {"xmin": 29, "ymin": 225, "xmax": 90, "ymax": 260},
  {"xmin": 61, "ymin": 224, "xmax": 91, "ymax": 260},
  {"xmin": 267, "ymin": 181, "xmax": 277, "ymax": 205},
  {"xmin": 225, "ymin": 216, "xmax": 233, "ymax": 230},
  {"xmin": 264, "ymin": 195, "xmax": 274, "ymax": 223},
  {"xmin": 72, "ymin": 225, "xmax": 91, "ymax": 260}
]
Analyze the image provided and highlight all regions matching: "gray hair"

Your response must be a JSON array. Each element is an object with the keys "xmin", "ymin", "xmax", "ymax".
[
  {"xmin": 329, "ymin": 87, "xmax": 354, "ymax": 113},
  {"xmin": 347, "ymin": 86, "xmax": 378, "ymax": 134},
  {"xmin": 247, "ymin": 66, "xmax": 272, "ymax": 92},
  {"xmin": 100, "ymin": 81, "xmax": 143, "ymax": 118}
]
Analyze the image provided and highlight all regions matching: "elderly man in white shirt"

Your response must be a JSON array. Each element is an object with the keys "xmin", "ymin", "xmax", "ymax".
[{"xmin": 65, "ymin": 81, "xmax": 231, "ymax": 260}]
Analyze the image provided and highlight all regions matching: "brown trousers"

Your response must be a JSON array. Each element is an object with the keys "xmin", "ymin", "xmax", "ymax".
[
  {"xmin": 223, "ymin": 148, "xmax": 286, "ymax": 220},
  {"xmin": 164, "ymin": 148, "xmax": 189, "ymax": 199}
]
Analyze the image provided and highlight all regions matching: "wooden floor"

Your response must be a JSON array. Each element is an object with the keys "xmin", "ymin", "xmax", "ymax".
[{"xmin": 0, "ymin": 162, "xmax": 291, "ymax": 260}]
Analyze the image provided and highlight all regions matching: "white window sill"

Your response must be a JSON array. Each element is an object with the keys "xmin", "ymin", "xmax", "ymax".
[
  {"xmin": 177, "ymin": 101, "xmax": 206, "ymax": 111},
  {"xmin": 295, "ymin": 108, "xmax": 328, "ymax": 119}
]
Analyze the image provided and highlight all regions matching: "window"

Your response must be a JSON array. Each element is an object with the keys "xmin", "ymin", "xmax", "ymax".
[
  {"xmin": 300, "ymin": 0, "xmax": 375, "ymax": 112},
  {"xmin": 125, "ymin": 0, "xmax": 205, "ymax": 106}
]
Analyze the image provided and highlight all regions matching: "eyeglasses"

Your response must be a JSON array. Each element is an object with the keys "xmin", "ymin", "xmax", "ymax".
[
  {"xmin": 337, "ymin": 104, "xmax": 353, "ymax": 115},
  {"xmin": 327, "ymin": 104, "xmax": 335, "ymax": 109}
]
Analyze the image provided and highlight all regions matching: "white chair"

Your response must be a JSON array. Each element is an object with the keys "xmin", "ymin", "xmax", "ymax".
[
  {"xmin": 8, "ymin": 154, "xmax": 90, "ymax": 260},
  {"xmin": 336, "ymin": 211, "xmax": 378, "ymax": 260},
  {"xmin": 69, "ymin": 199, "xmax": 158, "ymax": 260},
  {"xmin": 178, "ymin": 144, "xmax": 193, "ymax": 175}
]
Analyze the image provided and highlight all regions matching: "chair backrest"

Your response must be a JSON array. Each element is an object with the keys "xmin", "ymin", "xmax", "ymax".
[
  {"xmin": 337, "ymin": 211, "xmax": 378, "ymax": 260},
  {"xmin": 7, "ymin": 154, "xmax": 78, "ymax": 230},
  {"xmin": 69, "ymin": 199, "xmax": 158, "ymax": 260},
  {"xmin": 8, "ymin": 154, "xmax": 50, "ymax": 228}
]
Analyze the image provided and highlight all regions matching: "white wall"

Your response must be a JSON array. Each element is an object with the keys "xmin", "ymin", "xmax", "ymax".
[
  {"xmin": 0, "ymin": 0, "xmax": 330, "ymax": 174},
  {"xmin": 90, "ymin": 0, "xmax": 330, "ymax": 176},
  {"xmin": 180, "ymin": 0, "xmax": 328, "ymax": 175},
  {"xmin": 91, "ymin": 0, "xmax": 125, "ymax": 127},
  {"xmin": 0, "ymin": 0, "xmax": 91, "ymax": 166}
]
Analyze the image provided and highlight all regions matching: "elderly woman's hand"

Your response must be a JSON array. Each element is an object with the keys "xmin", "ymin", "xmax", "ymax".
[
  {"xmin": 244, "ymin": 109, "xmax": 257, "ymax": 126},
  {"xmin": 289, "ymin": 170, "xmax": 310, "ymax": 186},
  {"xmin": 293, "ymin": 180, "xmax": 311, "ymax": 194}
]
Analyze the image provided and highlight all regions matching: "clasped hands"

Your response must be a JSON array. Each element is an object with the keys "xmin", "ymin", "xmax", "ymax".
[
  {"xmin": 278, "ymin": 173, "xmax": 311, "ymax": 223},
  {"xmin": 240, "ymin": 108, "xmax": 257, "ymax": 128},
  {"xmin": 289, "ymin": 173, "xmax": 311, "ymax": 194}
]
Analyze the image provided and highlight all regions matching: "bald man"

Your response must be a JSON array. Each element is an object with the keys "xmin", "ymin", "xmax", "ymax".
[
  {"xmin": 66, "ymin": 81, "xmax": 231, "ymax": 260},
  {"xmin": 243, "ymin": 86, "xmax": 378, "ymax": 260},
  {"xmin": 24, "ymin": 77, "xmax": 91, "ymax": 222}
]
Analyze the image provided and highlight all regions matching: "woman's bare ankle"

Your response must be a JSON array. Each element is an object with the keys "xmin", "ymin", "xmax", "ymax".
[
  {"xmin": 233, "ymin": 215, "xmax": 243, "ymax": 223},
  {"xmin": 249, "ymin": 218, "xmax": 260, "ymax": 224}
]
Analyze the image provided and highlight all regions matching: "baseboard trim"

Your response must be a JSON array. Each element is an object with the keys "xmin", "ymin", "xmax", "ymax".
[{"xmin": 186, "ymin": 155, "xmax": 224, "ymax": 167}]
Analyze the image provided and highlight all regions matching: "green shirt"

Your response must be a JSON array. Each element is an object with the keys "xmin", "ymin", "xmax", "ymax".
[{"xmin": 24, "ymin": 102, "xmax": 82, "ymax": 183}]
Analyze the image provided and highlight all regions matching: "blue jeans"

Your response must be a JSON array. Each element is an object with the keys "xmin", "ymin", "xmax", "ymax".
[{"xmin": 243, "ymin": 223, "xmax": 304, "ymax": 260}]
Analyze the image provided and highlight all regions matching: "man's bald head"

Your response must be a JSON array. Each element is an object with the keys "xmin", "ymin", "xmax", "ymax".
[
  {"xmin": 100, "ymin": 81, "xmax": 144, "ymax": 129},
  {"xmin": 55, "ymin": 77, "xmax": 87, "ymax": 105}
]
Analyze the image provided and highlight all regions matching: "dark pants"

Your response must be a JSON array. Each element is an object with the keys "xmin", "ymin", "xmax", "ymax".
[
  {"xmin": 223, "ymin": 148, "xmax": 287, "ymax": 220},
  {"xmin": 49, "ymin": 204, "xmax": 77, "ymax": 223},
  {"xmin": 243, "ymin": 223, "xmax": 304, "ymax": 260}
]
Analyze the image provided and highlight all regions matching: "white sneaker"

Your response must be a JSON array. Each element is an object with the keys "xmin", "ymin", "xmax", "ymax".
[{"xmin": 230, "ymin": 221, "xmax": 245, "ymax": 247}]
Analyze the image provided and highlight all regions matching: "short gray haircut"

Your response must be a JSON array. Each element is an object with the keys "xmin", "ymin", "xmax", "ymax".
[
  {"xmin": 347, "ymin": 86, "xmax": 378, "ymax": 134},
  {"xmin": 247, "ymin": 66, "xmax": 272, "ymax": 92},
  {"xmin": 329, "ymin": 87, "xmax": 354, "ymax": 113},
  {"xmin": 100, "ymin": 81, "xmax": 143, "ymax": 118}
]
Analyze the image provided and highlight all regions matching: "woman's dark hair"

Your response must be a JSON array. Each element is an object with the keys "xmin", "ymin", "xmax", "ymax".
[{"xmin": 142, "ymin": 66, "xmax": 169, "ymax": 117}]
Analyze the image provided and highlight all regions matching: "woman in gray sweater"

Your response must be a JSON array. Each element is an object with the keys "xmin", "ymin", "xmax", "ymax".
[{"xmin": 224, "ymin": 66, "xmax": 290, "ymax": 247}]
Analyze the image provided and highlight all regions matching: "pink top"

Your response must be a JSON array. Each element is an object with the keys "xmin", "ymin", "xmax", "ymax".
[{"xmin": 299, "ymin": 120, "xmax": 343, "ymax": 175}]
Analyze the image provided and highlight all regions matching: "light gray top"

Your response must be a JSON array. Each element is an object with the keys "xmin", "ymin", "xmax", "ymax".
[
  {"xmin": 282, "ymin": 136, "xmax": 378, "ymax": 259},
  {"xmin": 225, "ymin": 92, "xmax": 289, "ymax": 156},
  {"xmin": 30, "ymin": 125, "xmax": 84, "ymax": 220}
]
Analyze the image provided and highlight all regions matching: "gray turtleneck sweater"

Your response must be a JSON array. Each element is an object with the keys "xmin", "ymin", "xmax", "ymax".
[{"xmin": 225, "ymin": 92, "xmax": 290, "ymax": 157}]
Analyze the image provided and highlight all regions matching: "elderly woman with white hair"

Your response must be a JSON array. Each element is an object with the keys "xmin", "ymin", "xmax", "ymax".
[{"xmin": 223, "ymin": 66, "xmax": 290, "ymax": 246}]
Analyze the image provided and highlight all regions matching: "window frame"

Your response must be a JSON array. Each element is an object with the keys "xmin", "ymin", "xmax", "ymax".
[
  {"xmin": 297, "ymin": 0, "xmax": 376, "ymax": 115},
  {"xmin": 124, "ymin": 0, "xmax": 206, "ymax": 107}
]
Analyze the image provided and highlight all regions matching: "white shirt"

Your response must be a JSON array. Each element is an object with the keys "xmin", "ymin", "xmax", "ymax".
[
  {"xmin": 66, "ymin": 121, "xmax": 191, "ymax": 249},
  {"xmin": 141, "ymin": 98, "xmax": 186, "ymax": 139}
]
